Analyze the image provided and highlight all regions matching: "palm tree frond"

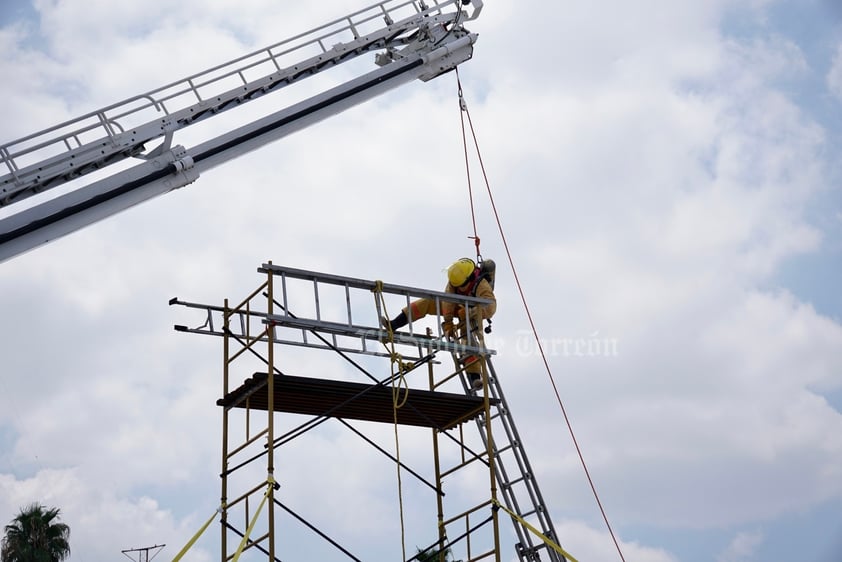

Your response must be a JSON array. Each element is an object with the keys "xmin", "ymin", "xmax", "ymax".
[{"xmin": 1, "ymin": 503, "xmax": 71, "ymax": 562}]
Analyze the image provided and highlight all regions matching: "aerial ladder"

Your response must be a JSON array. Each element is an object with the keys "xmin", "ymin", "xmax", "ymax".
[{"xmin": 0, "ymin": 0, "xmax": 482, "ymax": 262}]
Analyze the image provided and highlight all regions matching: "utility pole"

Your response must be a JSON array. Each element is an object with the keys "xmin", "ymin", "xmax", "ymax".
[{"xmin": 121, "ymin": 544, "xmax": 165, "ymax": 562}]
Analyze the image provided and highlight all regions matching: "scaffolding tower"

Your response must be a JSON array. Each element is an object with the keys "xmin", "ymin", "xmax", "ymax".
[{"xmin": 171, "ymin": 262, "xmax": 566, "ymax": 561}]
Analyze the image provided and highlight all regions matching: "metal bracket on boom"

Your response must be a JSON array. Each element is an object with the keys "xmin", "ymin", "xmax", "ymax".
[{"xmin": 140, "ymin": 126, "xmax": 176, "ymax": 160}]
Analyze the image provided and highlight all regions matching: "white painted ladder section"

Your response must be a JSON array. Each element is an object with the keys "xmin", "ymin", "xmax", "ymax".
[{"xmin": 0, "ymin": 0, "xmax": 482, "ymax": 207}]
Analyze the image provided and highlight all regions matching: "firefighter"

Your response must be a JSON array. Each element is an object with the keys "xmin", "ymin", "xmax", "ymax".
[{"xmin": 382, "ymin": 258, "xmax": 496, "ymax": 390}]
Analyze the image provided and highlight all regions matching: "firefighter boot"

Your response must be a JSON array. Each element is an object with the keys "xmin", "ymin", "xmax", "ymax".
[
  {"xmin": 464, "ymin": 356, "xmax": 483, "ymax": 391},
  {"xmin": 468, "ymin": 371, "xmax": 483, "ymax": 391},
  {"xmin": 381, "ymin": 311, "xmax": 408, "ymax": 332}
]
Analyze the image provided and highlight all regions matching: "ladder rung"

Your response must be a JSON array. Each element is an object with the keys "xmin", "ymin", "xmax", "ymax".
[
  {"xmin": 517, "ymin": 507, "xmax": 538, "ymax": 519},
  {"xmin": 500, "ymin": 474, "xmax": 525, "ymax": 489},
  {"xmin": 495, "ymin": 442, "xmax": 514, "ymax": 455}
]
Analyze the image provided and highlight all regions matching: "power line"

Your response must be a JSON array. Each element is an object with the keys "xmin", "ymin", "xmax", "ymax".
[{"xmin": 121, "ymin": 544, "xmax": 165, "ymax": 562}]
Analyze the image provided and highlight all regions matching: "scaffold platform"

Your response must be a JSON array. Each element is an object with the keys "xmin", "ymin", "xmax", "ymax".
[{"xmin": 218, "ymin": 372, "xmax": 498, "ymax": 429}]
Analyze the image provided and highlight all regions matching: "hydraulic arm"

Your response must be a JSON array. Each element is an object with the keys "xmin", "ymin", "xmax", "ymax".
[{"xmin": 0, "ymin": 0, "xmax": 482, "ymax": 263}]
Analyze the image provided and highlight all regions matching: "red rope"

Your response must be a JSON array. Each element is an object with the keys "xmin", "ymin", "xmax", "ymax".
[
  {"xmin": 454, "ymin": 69, "xmax": 627, "ymax": 562},
  {"xmin": 458, "ymin": 77, "xmax": 482, "ymax": 263}
]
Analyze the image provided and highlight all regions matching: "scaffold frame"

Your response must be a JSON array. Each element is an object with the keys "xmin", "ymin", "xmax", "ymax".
[{"xmin": 171, "ymin": 262, "xmax": 566, "ymax": 562}]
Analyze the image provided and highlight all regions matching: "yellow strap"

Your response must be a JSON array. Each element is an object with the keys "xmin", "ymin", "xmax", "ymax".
[
  {"xmin": 492, "ymin": 499, "xmax": 579, "ymax": 562},
  {"xmin": 231, "ymin": 479, "xmax": 274, "ymax": 561},
  {"xmin": 172, "ymin": 504, "xmax": 222, "ymax": 561}
]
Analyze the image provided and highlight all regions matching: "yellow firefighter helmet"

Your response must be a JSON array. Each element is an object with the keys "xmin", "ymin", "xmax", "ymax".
[{"xmin": 447, "ymin": 258, "xmax": 476, "ymax": 287}]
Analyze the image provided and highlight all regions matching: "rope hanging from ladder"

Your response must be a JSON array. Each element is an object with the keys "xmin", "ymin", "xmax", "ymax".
[
  {"xmin": 453, "ymin": 68, "xmax": 628, "ymax": 562},
  {"xmin": 373, "ymin": 280, "xmax": 409, "ymax": 561}
]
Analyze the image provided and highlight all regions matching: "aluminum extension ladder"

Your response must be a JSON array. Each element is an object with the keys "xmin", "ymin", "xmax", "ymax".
[{"xmin": 450, "ymin": 340, "xmax": 567, "ymax": 562}]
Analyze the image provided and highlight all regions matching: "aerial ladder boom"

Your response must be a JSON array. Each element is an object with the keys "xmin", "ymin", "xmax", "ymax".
[{"xmin": 0, "ymin": 0, "xmax": 482, "ymax": 263}]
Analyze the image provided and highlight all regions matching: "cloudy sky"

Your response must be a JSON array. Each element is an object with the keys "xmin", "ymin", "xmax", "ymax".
[{"xmin": 2, "ymin": 0, "xmax": 841, "ymax": 561}]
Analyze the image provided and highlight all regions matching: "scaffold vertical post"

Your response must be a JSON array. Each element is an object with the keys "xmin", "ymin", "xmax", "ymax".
[
  {"xmin": 221, "ymin": 297, "xmax": 230, "ymax": 562},
  {"xmin": 429, "ymin": 360, "xmax": 447, "ymax": 558},
  {"xmin": 266, "ymin": 262, "xmax": 277, "ymax": 561}
]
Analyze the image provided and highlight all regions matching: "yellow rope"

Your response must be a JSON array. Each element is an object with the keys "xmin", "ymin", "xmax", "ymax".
[
  {"xmin": 391, "ymin": 380, "xmax": 407, "ymax": 561},
  {"xmin": 373, "ymin": 280, "xmax": 408, "ymax": 560},
  {"xmin": 373, "ymin": 280, "xmax": 411, "ymax": 408},
  {"xmin": 492, "ymin": 499, "xmax": 579, "ymax": 562},
  {"xmin": 172, "ymin": 504, "xmax": 223, "ymax": 561}
]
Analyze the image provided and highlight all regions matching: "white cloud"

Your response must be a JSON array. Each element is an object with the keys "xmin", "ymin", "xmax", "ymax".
[
  {"xmin": 717, "ymin": 530, "xmax": 765, "ymax": 562},
  {"xmin": 828, "ymin": 43, "xmax": 842, "ymax": 101},
  {"xmin": 554, "ymin": 519, "xmax": 678, "ymax": 562}
]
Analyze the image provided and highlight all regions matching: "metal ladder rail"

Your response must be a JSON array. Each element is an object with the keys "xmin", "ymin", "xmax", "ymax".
[
  {"xmin": 170, "ymin": 295, "xmax": 441, "ymax": 361},
  {"xmin": 0, "ymin": 0, "xmax": 482, "ymax": 207},
  {"xmin": 466, "ymin": 357, "xmax": 566, "ymax": 562},
  {"xmin": 170, "ymin": 263, "xmax": 497, "ymax": 361}
]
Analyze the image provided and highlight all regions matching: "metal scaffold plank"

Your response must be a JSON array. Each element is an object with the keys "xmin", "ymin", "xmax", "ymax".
[{"xmin": 218, "ymin": 372, "xmax": 498, "ymax": 430}]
